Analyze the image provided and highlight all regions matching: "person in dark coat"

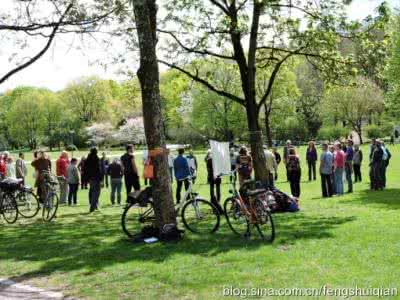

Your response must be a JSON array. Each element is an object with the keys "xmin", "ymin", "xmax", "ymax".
[
  {"xmin": 370, "ymin": 140, "xmax": 384, "ymax": 190},
  {"xmin": 306, "ymin": 141, "xmax": 318, "ymax": 181},
  {"xmin": 287, "ymin": 147, "xmax": 301, "ymax": 197},
  {"xmin": 205, "ymin": 150, "xmax": 223, "ymax": 213},
  {"xmin": 84, "ymin": 147, "xmax": 103, "ymax": 213}
]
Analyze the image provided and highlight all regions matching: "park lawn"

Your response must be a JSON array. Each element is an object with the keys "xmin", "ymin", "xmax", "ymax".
[{"xmin": 0, "ymin": 145, "xmax": 399, "ymax": 299}]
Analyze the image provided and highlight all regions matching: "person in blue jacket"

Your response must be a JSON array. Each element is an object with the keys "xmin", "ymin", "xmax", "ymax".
[{"xmin": 174, "ymin": 148, "xmax": 191, "ymax": 203}]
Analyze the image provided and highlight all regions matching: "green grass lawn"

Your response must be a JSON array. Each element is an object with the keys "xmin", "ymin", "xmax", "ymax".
[{"xmin": 0, "ymin": 145, "xmax": 399, "ymax": 299}]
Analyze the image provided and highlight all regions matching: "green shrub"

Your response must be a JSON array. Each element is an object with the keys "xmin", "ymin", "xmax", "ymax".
[{"xmin": 317, "ymin": 126, "xmax": 348, "ymax": 142}]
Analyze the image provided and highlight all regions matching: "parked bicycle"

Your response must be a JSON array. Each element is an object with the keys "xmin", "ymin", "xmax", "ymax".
[
  {"xmin": 40, "ymin": 171, "xmax": 59, "ymax": 222},
  {"xmin": 0, "ymin": 178, "xmax": 20, "ymax": 224},
  {"xmin": 121, "ymin": 176, "xmax": 220, "ymax": 238},
  {"xmin": 15, "ymin": 185, "xmax": 40, "ymax": 219},
  {"xmin": 222, "ymin": 171, "xmax": 275, "ymax": 242}
]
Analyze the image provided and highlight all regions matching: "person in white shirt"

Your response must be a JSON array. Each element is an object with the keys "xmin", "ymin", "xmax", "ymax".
[
  {"xmin": 167, "ymin": 149, "xmax": 175, "ymax": 183},
  {"xmin": 6, "ymin": 157, "xmax": 16, "ymax": 179},
  {"xmin": 264, "ymin": 146, "xmax": 277, "ymax": 188}
]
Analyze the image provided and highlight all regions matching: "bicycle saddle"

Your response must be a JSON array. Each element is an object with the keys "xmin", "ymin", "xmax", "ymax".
[{"xmin": 247, "ymin": 189, "xmax": 266, "ymax": 197}]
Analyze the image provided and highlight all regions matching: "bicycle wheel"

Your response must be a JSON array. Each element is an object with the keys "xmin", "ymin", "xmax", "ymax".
[
  {"xmin": 253, "ymin": 199, "xmax": 275, "ymax": 242},
  {"xmin": 181, "ymin": 198, "xmax": 220, "ymax": 234},
  {"xmin": 1, "ymin": 193, "xmax": 19, "ymax": 224},
  {"xmin": 16, "ymin": 190, "xmax": 40, "ymax": 219},
  {"xmin": 42, "ymin": 192, "xmax": 59, "ymax": 222},
  {"xmin": 223, "ymin": 196, "xmax": 249, "ymax": 236},
  {"xmin": 121, "ymin": 202, "xmax": 155, "ymax": 238}
]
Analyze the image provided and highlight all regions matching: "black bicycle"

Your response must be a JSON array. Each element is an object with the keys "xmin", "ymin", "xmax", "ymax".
[
  {"xmin": 0, "ymin": 179, "xmax": 20, "ymax": 224},
  {"xmin": 122, "ymin": 179, "xmax": 220, "ymax": 238}
]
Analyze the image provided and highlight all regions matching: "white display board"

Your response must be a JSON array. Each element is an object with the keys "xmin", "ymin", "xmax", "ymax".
[{"xmin": 210, "ymin": 140, "xmax": 231, "ymax": 178}]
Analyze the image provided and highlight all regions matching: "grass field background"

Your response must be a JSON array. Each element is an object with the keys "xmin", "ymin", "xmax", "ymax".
[{"xmin": 0, "ymin": 145, "xmax": 399, "ymax": 299}]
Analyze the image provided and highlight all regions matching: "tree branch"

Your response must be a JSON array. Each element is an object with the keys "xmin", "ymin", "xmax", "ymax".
[
  {"xmin": 159, "ymin": 59, "xmax": 245, "ymax": 106},
  {"xmin": 0, "ymin": 3, "xmax": 73, "ymax": 85},
  {"xmin": 158, "ymin": 29, "xmax": 235, "ymax": 60}
]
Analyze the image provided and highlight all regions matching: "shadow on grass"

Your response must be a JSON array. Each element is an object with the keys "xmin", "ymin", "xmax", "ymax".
[
  {"xmin": 339, "ymin": 188, "xmax": 400, "ymax": 210},
  {"xmin": 0, "ymin": 209, "xmax": 355, "ymax": 286}
]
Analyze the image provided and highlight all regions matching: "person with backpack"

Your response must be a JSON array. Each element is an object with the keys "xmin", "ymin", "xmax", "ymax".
[
  {"xmin": 287, "ymin": 147, "xmax": 301, "ymax": 197},
  {"xmin": 236, "ymin": 146, "xmax": 253, "ymax": 187}
]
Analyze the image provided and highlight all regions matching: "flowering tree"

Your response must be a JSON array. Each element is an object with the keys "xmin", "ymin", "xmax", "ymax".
[
  {"xmin": 114, "ymin": 117, "xmax": 146, "ymax": 145},
  {"xmin": 85, "ymin": 122, "xmax": 116, "ymax": 147}
]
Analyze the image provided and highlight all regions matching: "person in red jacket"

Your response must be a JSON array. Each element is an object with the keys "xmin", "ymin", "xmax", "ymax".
[
  {"xmin": 56, "ymin": 151, "xmax": 70, "ymax": 204},
  {"xmin": 0, "ymin": 152, "xmax": 9, "ymax": 179}
]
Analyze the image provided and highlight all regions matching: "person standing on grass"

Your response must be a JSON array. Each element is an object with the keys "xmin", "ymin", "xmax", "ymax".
[
  {"xmin": 287, "ymin": 147, "xmax": 301, "ymax": 197},
  {"xmin": 100, "ymin": 152, "xmax": 110, "ymax": 188},
  {"xmin": 345, "ymin": 139, "xmax": 354, "ymax": 193},
  {"xmin": 283, "ymin": 140, "xmax": 292, "ymax": 181},
  {"xmin": 329, "ymin": 145, "xmax": 336, "ymax": 195},
  {"xmin": 370, "ymin": 140, "xmax": 384, "ymax": 190},
  {"xmin": 0, "ymin": 152, "xmax": 9, "ymax": 179},
  {"xmin": 186, "ymin": 147, "xmax": 198, "ymax": 184},
  {"xmin": 381, "ymin": 141, "xmax": 391, "ymax": 188},
  {"xmin": 353, "ymin": 145, "xmax": 363, "ymax": 183},
  {"xmin": 56, "ymin": 151, "xmax": 70, "ymax": 204},
  {"xmin": 67, "ymin": 158, "xmax": 80, "ymax": 206},
  {"xmin": 85, "ymin": 147, "xmax": 103, "ymax": 213},
  {"xmin": 205, "ymin": 150, "xmax": 223, "ymax": 213},
  {"xmin": 333, "ymin": 143, "xmax": 345, "ymax": 195},
  {"xmin": 229, "ymin": 148, "xmax": 238, "ymax": 183},
  {"xmin": 108, "ymin": 158, "xmax": 123, "ymax": 206},
  {"xmin": 272, "ymin": 147, "xmax": 281, "ymax": 181},
  {"xmin": 6, "ymin": 157, "xmax": 16, "ymax": 178},
  {"xmin": 142, "ymin": 148, "xmax": 149, "ymax": 186},
  {"xmin": 78, "ymin": 156, "xmax": 88, "ymax": 190},
  {"xmin": 236, "ymin": 146, "xmax": 253, "ymax": 187},
  {"xmin": 31, "ymin": 151, "xmax": 52, "ymax": 203},
  {"xmin": 174, "ymin": 148, "xmax": 191, "ymax": 204},
  {"xmin": 120, "ymin": 144, "xmax": 140, "ymax": 197},
  {"xmin": 306, "ymin": 141, "xmax": 318, "ymax": 181},
  {"xmin": 16, "ymin": 152, "xmax": 27, "ymax": 185},
  {"xmin": 167, "ymin": 149, "xmax": 175, "ymax": 183},
  {"xmin": 320, "ymin": 143, "xmax": 334, "ymax": 198},
  {"xmin": 264, "ymin": 146, "xmax": 277, "ymax": 188}
]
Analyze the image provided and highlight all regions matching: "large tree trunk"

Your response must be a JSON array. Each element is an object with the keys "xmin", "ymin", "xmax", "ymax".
[
  {"xmin": 245, "ymin": 99, "xmax": 269, "ymax": 182},
  {"xmin": 264, "ymin": 103, "xmax": 273, "ymax": 148},
  {"xmin": 132, "ymin": 0, "xmax": 177, "ymax": 231}
]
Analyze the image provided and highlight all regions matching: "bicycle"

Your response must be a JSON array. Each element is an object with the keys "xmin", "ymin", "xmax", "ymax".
[
  {"xmin": 0, "ymin": 178, "xmax": 20, "ymax": 224},
  {"xmin": 121, "ymin": 176, "xmax": 220, "ymax": 238},
  {"xmin": 40, "ymin": 171, "xmax": 59, "ymax": 222},
  {"xmin": 222, "ymin": 171, "xmax": 275, "ymax": 242},
  {"xmin": 15, "ymin": 184, "xmax": 40, "ymax": 219}
]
